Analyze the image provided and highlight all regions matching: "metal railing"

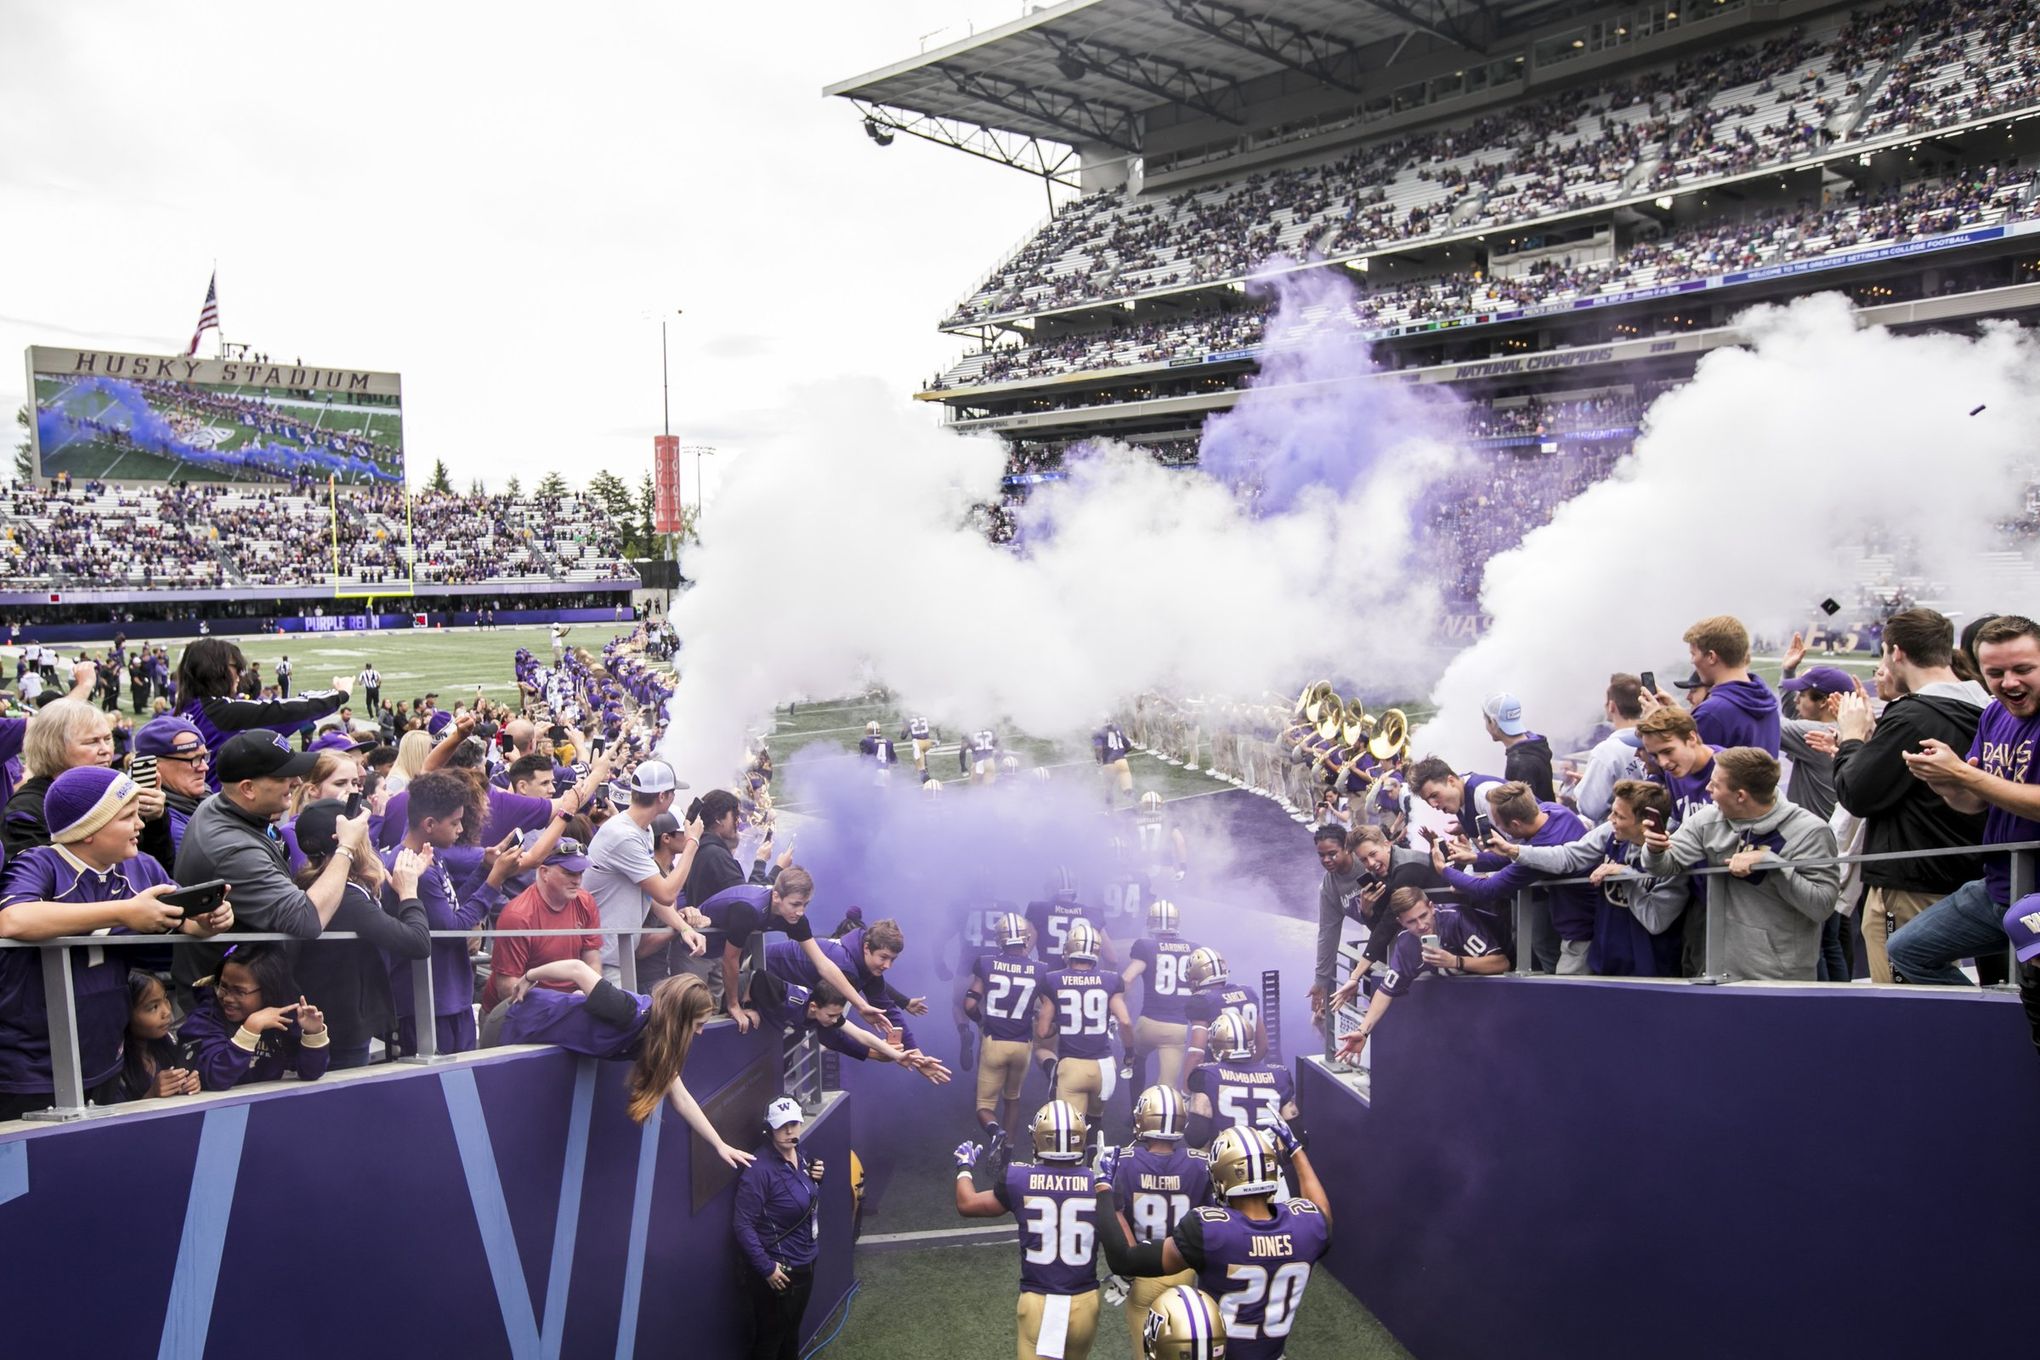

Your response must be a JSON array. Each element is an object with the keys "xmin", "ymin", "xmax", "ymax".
[
  {"xmin": 0, "ymin": 921, "xmax": 830, "ymax": 1124},
  {"xmin": 1326, "ymin": 838, "xmax": 2040, "ymax": 1045}
]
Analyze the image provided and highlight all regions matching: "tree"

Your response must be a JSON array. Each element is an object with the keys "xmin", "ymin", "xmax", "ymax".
[
  {"xmin": 505, "ymin": 475, "xmax": 522, "ymax": 499},
  {"xmin": 468, "ymin": 477, "xmax": 486, "ymax": 496},
  {"xmin": 586, "ymin": 469, "xmax": 636, "ymax": 536},
  {"xmin": 426, "ymin": 459, "xmax": 453, "ymax": 494},
  {"xmin": 534, "ymin": 471, "xmax": 569, "ymax": 500},
  {"xmin": 637, "ymin": 472, "xmax": 659, "ymax": 556},
  {"xmin": 13, "ymin": 405, "xmax": 35, "ymax": 482}
]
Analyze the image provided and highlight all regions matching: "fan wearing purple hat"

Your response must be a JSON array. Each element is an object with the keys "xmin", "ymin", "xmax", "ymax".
[
  {"xmin": 0, "ymin": 767, "xmax": 234, "ymax": 1117},
  {"xmin": 133, "ymin": 715, "xmax": 209, "ymax": 868},
  {"xmin": 2003, "ymin": 895, "xmax": 2040, "ymax": 1060}
]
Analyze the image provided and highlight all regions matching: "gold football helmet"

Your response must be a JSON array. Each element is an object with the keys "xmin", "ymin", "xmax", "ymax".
[
  {"xmin": 1133, "ymin": 1085, "xmax": 1187, "ymax": 1142},
  {"xmin": 1031, "ymin": 1100, "xmax": 1088, "ymax": 1163},
  {"xmin": 1143, "ymin": 1285, "xmax": 1227, "ymax": 1360},
  {"xmin": 1065, "ymin": 918, "xmax": 1102, "ymax": 964},
  {"xmin": 1140, "ymin": 789, "xmax": 1164, "ymax": 815},
  {"xmin": 922, "ymin": 777, "xmax": 943, "ymax": 797},
  {"xmin": 997, "ymin": 912, "xmax": 1030, "ymax": 950},
  {"xmin": 1208, "ymin": 1010, "xmax": 1252, "ymax": 1062},
  {"xmin": 1146, "ymin": 898, "xmax": 1179, "ymax": 937},
  {"xmin": 1184, "ymin": 945, "xmax": 1227, "ymax": 990},
  {"xmin": 1208, "ymin": 1125, "xmax": 1281, "ymax": 1199}
]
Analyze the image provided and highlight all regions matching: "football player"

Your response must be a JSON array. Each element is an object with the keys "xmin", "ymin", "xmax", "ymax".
[
  {"xmin": 941, "ymin": 880, "xmax": 1026, "ymax": 1072},
  {"xmin": 965, "ymin": 911, "xmax": 1044, "ymax": 1151},
  {"xmin": 1094, "ymin": 720, "xmax": 1135, "ymax": 807},
  {"xmin": 901, "ymin": 715, "xmax": 936, "ymax": 775},
  {"xmin": 1120, "ymin": 898, "xmax": 1199, "ymax": 1093},
  {"xmin": 1099, "ymin": 1123, "xmax": 1331, "ymax": 1360},
  {"xmin": 858, "ymin": 721, "xmax": 898, "ymax": 780},
  {"xmin": 954, "ymin": 1100, "xmax": 1110, "ymax": 1360},
  {"xmin": 1182, "ymin": 947, "xmax": 1265, "ymax": 1085},
  {"xmin": 1140, "ymin": 1285, "xmax": 1227, "ymax": 1360},
  {"xmin": 1028, "ymin": 868, "xmax": 1117, "ymax": 970},
  {"xmin": 1136, "ymin": 790, "xmax": 1190, "ymax": 882},
  {"xmin": 1034, "ymin": 920, "xmax": 1133, "ymax": 1141},
  {"xmin": 962, "ymin": 727, "xmax": 1002, "ymax": 784},
  {"xmin": 1184, "ymin": 1012, "xmax": 1297, "ymax": 1149},
  {"xmin": 1101, "ymin": 1086, "xmax": 1212, "ymax": 1355}
]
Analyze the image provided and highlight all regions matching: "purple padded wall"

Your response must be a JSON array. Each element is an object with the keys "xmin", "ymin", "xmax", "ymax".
[
  {"xmin": 0, "ymin": 1033, "xmax": 853, "ymax": 1358},
  {"xmin": 1299, "ymin": 977, "xmax": 2040, "ymax": 1360}
]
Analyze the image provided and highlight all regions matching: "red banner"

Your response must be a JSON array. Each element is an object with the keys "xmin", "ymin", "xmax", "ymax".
[{"xmin": 653, "ymin": 435, "xmax": 683, "ymax": 534}]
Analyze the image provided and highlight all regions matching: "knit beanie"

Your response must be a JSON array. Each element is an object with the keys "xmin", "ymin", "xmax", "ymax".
[{"xmin": 47, "ymin": 766, "xmax": 141, "ymax": 845}]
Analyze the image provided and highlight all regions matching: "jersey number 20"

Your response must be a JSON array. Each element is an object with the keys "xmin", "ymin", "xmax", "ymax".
[{"xmin": 1221, "ymin": 1261, "xmax": 1311, "ymax": 1339}]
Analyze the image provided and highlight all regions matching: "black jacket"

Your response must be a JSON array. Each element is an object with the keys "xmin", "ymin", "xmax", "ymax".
[
  {"xmin": 683, "ymin": 836, "xmax": 771, "ymax": 907},
  {"xmin": 291, "ymin": 881, "xmax": 430, "ymax": 1049},
  {"xmin": 2, "ymin": 775, "xmax": 54, "ymax": 857},
  {"xmin": 1832, "ymin": 688, "xmax": 1988, "ymax": 894},
  {"xmin": 1504, "ymin": 736, "xmax": 1557, "ymax": 803}
]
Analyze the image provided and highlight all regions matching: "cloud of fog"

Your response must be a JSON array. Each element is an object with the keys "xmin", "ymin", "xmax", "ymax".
[
  {"xmin": 1416, "ymin": 292, "xmax": 2040, "ymax": 766},
  {"xmin": 662, "ymin": 267, "xmax": 1466, "ymax": 786}
]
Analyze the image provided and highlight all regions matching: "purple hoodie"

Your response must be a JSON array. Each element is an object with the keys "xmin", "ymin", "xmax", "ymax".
[{"xmin": 1693, "ymin": 677, "xmax": 1782, "ymax": 756}]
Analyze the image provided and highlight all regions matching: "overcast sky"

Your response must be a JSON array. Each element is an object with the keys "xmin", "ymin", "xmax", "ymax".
[{"xmin": 0, "ymin": 2, "xmax": 1055, "ymax": 496}]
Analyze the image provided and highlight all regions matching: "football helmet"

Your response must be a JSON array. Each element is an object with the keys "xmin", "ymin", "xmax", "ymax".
[
  {"xmin": 865, "ymin": 720, "xmax": 881, "ymax": 735},
  {"xmin": 997, "ymin": 912, "xmax": 1031, "ymax": 950},
  {"xmin": 1031, "ymin": 1100, "xmax": 1088, "ymax": 1163},
  {"xmin": 1132, "ymin": 1084, "xmax": 1187, "ymax": 1142},
  {"xmin": 1065, "ymin": 918, "xmax": 1102, "ymax": 964},
  {"xmin": 1146, "ymin": 898, "xmax": 1180, "ymax": 937},
  {"xmin": 1143, "ymin": 1285, "xmax": 1227, "ymax": 1360},
  {"xmin": 1031, "ymin": 766, "xmax": 1052, "ymax": 783},
  {"xmin": 1048, "ymin": 866, "xmax": 1078, "ymax": 901},
  {"xmin": 1000, "ymin": 753, "xmax": 1021, "ymax": 774},
  {"xmin": 1208, "ymin": 1010, "xmax": 1252, "ymax": 1062},
  {"xmin": 1184, "ymin": 945, "xmax": 1227, "ymax": 990},
  {"xmin": 1208, "ymin": 1125, "xmax": 1281, "ymax": 1199},
  {"xmin": 922, "ymin": 778, "xmax": 943, "ymax": 797},
  {"xmin": 1139, "ymin": 790, "xmax": 1163, "ymax": 816}
]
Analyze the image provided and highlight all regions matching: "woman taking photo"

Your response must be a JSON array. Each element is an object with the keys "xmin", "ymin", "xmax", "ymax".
[
  {"xmin": 290, "ymin": 799, "xmax": 432, "ymax": 1069},
  {"xmin": 173, "ymin": 638, "xmax": 349, "ymax": 791},
  {"xmin": 733, "ymin": 1097, "xmax": 825, "ymax": 1360}
]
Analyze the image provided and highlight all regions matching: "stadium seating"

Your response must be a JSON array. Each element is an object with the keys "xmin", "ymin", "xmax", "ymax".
[
  {"xmin": 0, "ymin": 483, "xmax": 634, "ymax": 591},
  {"xmin": 935, "ymin": 163, "xmax": 2038, "ymax": 392},
  {"xmin": 941, "ymin": 0, "xmax": 2040, "ymax": 329}
]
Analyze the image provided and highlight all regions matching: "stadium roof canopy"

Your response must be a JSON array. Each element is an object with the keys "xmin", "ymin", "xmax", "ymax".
[{"xmin": 826, "ymin": 0, "xmax": 1575, "ymax": 178}]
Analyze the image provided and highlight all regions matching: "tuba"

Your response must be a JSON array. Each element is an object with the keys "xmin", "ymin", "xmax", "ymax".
[{"xmin": 1367, "ymin": 708, "xmax": 1411, "ymax": 763}]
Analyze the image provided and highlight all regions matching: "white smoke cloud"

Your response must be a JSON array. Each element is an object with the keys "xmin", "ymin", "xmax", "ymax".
[
  {"xmin": 1416, "ymin": 292, "xmax": 2040, "ymax": 767},
  {"xmin": 661, "ymin": 269, "xmax": 1466, "ymax": 787}
]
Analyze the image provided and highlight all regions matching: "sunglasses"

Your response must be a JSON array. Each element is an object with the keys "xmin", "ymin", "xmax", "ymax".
[{"xmin": 159, "ymin": 750, "xmax": 211, "ymax": 766}]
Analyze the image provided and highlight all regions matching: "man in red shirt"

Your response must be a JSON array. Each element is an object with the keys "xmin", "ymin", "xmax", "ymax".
[{"xmin": 482, "ymin": 841, "xmax": 603, "ymax": 1014}]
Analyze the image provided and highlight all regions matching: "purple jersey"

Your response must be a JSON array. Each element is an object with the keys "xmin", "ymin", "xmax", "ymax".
[
  {"xmin": 1967, "ymin": 701, "xmax": 2040, "ymax": 904},
  {"xmin": 1027, "ymin": 898, "xmax": 1101, "ymax": 967},
  {"xmin": 1380, "ymin": 906, "xmax": 1498, "ymax": 998},
  {"xmin": 1175, "ymin": 1200, "xmax": 1331, "ymax": 1360},
  {"xmin": 497, "ymin": 984, "xmax": 653, "ymax": 1057},
  {"xmin": 1129, "ymin": 936, "xmax": 1199, "ymax": 1024},
  {"xmin": 1113, "ymin": 1144, "xmax": 1212, "ymax": 1244},
  {"xmin": 1190, "ymin": 981, "xmax": 1260, "ymax": 1043},
  {"xmin": 1099, "ymin": 874, "xmax": 1146, "ymax": 937},
  {"xmin": 972, "ymin": 952, "xmax": 1043, "ymax": 1044},
  {"xmin": 1094, "ymin": 724, "xmax": 1131, "ymax": 762},
  {"xmin": 994, "ymin": 1161, "xmax": 1108, "ymax": 1296},
  {"xmin": 954, "ymin": 897, "xmax": 1019, "ymax": 959},
  {"xmin": 1188, "ymin": 1060, "xmax": 1295, "ymax": 1131},
  {"xmin": 1044, "ymin": 967, "xmax": 1122, "ymax": 1061}
]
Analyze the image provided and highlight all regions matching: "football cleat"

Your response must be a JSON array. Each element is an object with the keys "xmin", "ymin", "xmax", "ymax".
[
  {"xmin": 1031, "ymin": 1100, "xmax": 1088, "ymax": 1163},
  {"xmin": 1140, "ymin": 790, "xmax": 1163, "ymax": 815},
  {"xmin": 958, "ymin": 1022, "xmax": 975, "ymax": 1072},
  {"xmin": 1208, "ymin": 1010, "xmax": 1253, "ymax": 1062},
  {"xmin": 1184, "ymin": 945, "xmax": 1228, "ymax": 990},
  {"xmin": 1065, "ymin": 918, "xmax": 1102, "ymax": 964},
  {"xmin": 1146, "ymin": 898, "xmax": 1180, "ymax": 937},
  {"xmin": 997, "ymin": 911, "xmax": 1031, "ymax": 950},
  {"xmin": 1207, "ymin": 1125, "xmax": 1281, "ymax": 1199},
  {"xmin": 1132, "ymin": 1085, "xmax": 1187, "ymax": 1142},
  {"xmin": 1143, "ymin": 1284, "xmax": 1228, "ymax": 1360}
]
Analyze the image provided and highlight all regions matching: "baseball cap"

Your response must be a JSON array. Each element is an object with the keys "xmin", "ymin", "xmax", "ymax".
[
  {"xmin": 764, "ymin": 1096, "xmax": 804, "ymax": 1130},
  {"xmin": 1671, "ymin": 671, "xmax": 1708, "ymax": 691},
  {"xmin": 544, "ymin": 837, "xmax": 590, "ymax": 873},
  {"xmin": 426, "ymin": 710, "xmax": 454, "ymax": 736},
  {"xmin": 1779, "ymin": 666, "xmax": 1856, "ymax": 698},
  {"xmin": 215, "ymin": 730, "xmax": 322, "ymax": 783},
  {"xmin": 133, "ymin": 715, "xmax": 205, "ymax": 759},
  {"xmin": 2005, "ymin": 894, "xmax": 2040, "ymax": 963},
  {"xmin": 1481, "ymin": 693, "xmax": 1527, "ymax": 737},
  {"xmin": 294, "ymin": 798, "xmax": 351, "ymax": 861},
  {"xmin": 630, "ymin": 760, "xmax": 687, "ymax": 793},
  {"xmin": 308, "ymin": 729, "xmax": 373, "ymax": 755}
]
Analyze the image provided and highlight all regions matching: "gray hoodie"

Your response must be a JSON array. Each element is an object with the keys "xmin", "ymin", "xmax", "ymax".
[
  {"xmin": 1314, "ymin": 858, "xmax": 1370, "ymax": 994},
  {"xmin": 1640, "ymin": 799, "xmax": 1840, "ymax": 981},
  {"xmin": 1514, "ymin": 823, "xmax": 1688, "ymax": 934}
]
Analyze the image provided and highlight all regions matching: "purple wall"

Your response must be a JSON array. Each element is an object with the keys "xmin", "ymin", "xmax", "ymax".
[
  {"xmin": 1298, "ymin": 978, "xmax": 2040, "ymax": 1359},
  {"xmin": 0, "ymin": 1033, "xmax": 852, "ymax": 1358}
]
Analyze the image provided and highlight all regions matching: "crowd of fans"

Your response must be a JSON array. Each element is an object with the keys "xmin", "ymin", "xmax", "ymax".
[
  {"xmin": 0, "ymin": 483, "xmax": 634, "ymax": 590},
  {"xmin": 942, "ymin": 0, "xmax": 2040, "ymax": 328},
  {"xmin": 935, "ymin": 159, "xmax": 2037, "ymax": 391}
]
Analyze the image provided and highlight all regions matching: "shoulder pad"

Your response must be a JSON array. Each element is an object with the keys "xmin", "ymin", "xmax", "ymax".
[
  {"xmin": 1286, "ymin": 1199, "xmax": 1321, "ymax": 1215},
  {"xmin": 1187, "ymin": 1148, "xmax": 1211, "ymax": 1163},
  {"xmin": 1196, "ymin": 1206, "xmax": 1230, "ymax": 1224}
]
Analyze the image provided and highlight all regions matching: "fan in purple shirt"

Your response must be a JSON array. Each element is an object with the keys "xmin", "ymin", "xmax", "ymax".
[
  {"xmin": 177, "ymin": 942, "xmax": 331, "ymax": 1091},
  {"xmin": 1683, "ymin": 615, "xmax": 1782, "ymax": 755},
  {"xmin": 1435, "ymin": 782, "xmax": 1598, "ymax": 971},
  {"xmin": 1335, "ymin": 889, "xmax": 1505, "ymax": 1066}
]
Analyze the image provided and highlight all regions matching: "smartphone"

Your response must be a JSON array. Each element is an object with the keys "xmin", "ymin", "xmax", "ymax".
[
  {"xmin": 344, "ymin": 790, "xmax": 363, "ymax": 820},
  {"xmin": 1639, "ymin": 806, "xmax": 1666, "ymax": 834},
  {"xmin": 1640, "ymin": 670, "xmax": 1656, "ymax": 695},
  {"xmin": 130, "ymin": 754, "xmax": 159, "ymax": 791},
  {"xmin": 1421, "ymin": 933, "xmax": 1440, "ymax": 950},
  {"xmin": 508, "ymin": 827, "xmax": 526, "ymax": 848},
  {"xmin": 161, "ymin": 879, "xmax": 229, "ymax": 917},
  {"xmin": 1474, "ymin": 813, "xmax": 1495, "ymax": 842}
]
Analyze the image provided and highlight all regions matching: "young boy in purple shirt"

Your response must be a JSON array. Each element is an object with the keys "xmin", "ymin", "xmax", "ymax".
[
  {"xmin": 383, "ymin": 772, "xmax": 517, "ymax": 1055},
  {"xmin": 1334, "ymin": 889, "xmax": 1505, "ymax": 1065}
]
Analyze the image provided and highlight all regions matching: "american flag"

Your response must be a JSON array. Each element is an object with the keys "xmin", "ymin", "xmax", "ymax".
[{"xmin": 185, "ymin": 271, "xmax": 220, "ymax": 356}]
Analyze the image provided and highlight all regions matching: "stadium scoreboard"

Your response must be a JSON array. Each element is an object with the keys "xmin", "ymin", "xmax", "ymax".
[{"xmin": 25, "ymin": 345, "xmax": 405, "ymax": 486}]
